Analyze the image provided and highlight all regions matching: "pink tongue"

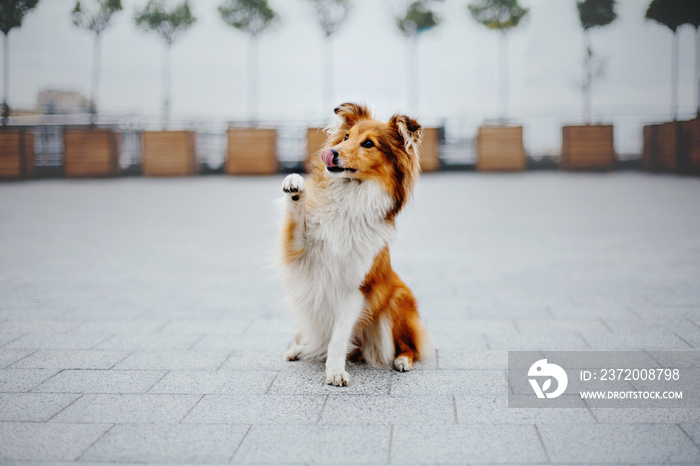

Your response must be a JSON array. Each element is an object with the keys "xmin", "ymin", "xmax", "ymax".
[{"xmin": 321, "ymin": 149, "xmax": 335, "ymax": 167}]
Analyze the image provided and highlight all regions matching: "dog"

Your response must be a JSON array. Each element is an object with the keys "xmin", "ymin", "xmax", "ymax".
[{"xmin": 279, "ymin": 103, "xmax": 431, "ymax": 386}]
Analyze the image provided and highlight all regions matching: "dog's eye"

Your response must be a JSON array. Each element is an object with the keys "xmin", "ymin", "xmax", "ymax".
[
  {"xmin": 361, "ymin": 139, "xmax": 374, "ymax": 148},
  {"xmin": 343, "ymin": 134, "xmax": 349, "ymax": 141}
]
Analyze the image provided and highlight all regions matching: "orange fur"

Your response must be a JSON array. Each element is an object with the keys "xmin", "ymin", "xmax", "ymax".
[
  {"xmin": 281, "ymin": 103, "xmax": 431, "ymax": 380},
  {"xmin": 358, "ymin": 247, "xmax": 430, "ymax": 369}
]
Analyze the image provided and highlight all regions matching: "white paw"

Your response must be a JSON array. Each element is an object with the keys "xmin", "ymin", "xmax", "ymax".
[
  {"xmin": 285, "ymin": 345, "xmax": 304, "ymax": 361},
  {"xmin": 394, "ymin": 356, "xmax": 413, "ymax": 372},
  {"xmin": 325, "ymin": 370, "xmax": 350, "ymax": 386},
  {"xmin": 282, "ymin": 174, "xmax": 305, "ymax": 197}
]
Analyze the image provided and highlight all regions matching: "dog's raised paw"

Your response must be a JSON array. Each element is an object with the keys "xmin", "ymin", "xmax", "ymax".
[
  {"xmin": 394, "ymin": 356, "xmax": 413, "ymax": 372},
  {"xmin": 282, "ymin": 174, "xmax": 305, "ymax": 196},
  {"xmin": 325, "ymin": 370, "xmax": 350, "ymax": 387}
]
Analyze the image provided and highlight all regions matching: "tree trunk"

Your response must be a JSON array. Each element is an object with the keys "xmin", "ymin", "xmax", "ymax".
[
  {"xmin": 162, "ymin": 41, "xmax": 171, "ymax": 129},
  {"xmin": 323, "ymin": 35, "xmax": 334, "ymax": 119},
  {"xmin": 90, "ymin": 32, "xmax": 102, "ymax": 125},
  {"xmin": 248, "ymin": 35, "xmax": 259, "ymax": 126},
  {"xmin": 408, "ymin": 33, "xmax": 418, "ymax": 115},
  {"xmin": 672, "ymin": 30, "xmax": 679, "ymax": 121},
  {"xmin": 499, "ymin": 32, "xmax": 509, "ymax": 123},
  {"xmin": 583, "ymin": 29, "xmax": 592, "ymax": 124},
  {"xmin": 696, "ymin": 27, "xmax": 699, "ymax": 118},
  {"xmin": 2, "ymin": 32, "xmax": 9, "ymax": 125}
]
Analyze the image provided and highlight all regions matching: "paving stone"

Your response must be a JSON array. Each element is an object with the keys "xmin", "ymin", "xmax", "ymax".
[
  {"xmin": 149, "ymin": 370, "xmax": 276, "ymax": 394},
  {"xmin": 515, "ymin": 318, "xmax": 610, "ymax": 334},
  {"xmin": 0, "ymin": 334, "xmax": 23, "ymax": 347},
  {"xmin": 592, "ymin": 408, "xmax": 700, "ymax": 424},
  {"xmin": 468, "ymin": 305, "xmax": 553, "ymax": 319},
  {"xmin": 268, "ymin": 363, "xmax": 391, "ymax": 395},
  {"xmin": 581, "ymin": 329, "xmax": 692, "ymax": 350},
  {"xmin": 0, "ymin": 349, "xmax": 36, "ymax": 368},
  {"xmin": 0, "ymin": 320, "xmax": 82, "ymax": 334},
  {"xmin": 190, "ymin": 333, "xmax": 290, "ymax": 352},
  {"xmin": 0, "ymin": 393, "xmax": 80, "ymax": 421},
  {"xmin": 547, "ymin": 305, "xmax": 641, "ymax": 320},
  {"xmin": 0, "ymin": 422, "xmax": 111, "ymax": 461},
  {"xmin": 2, "ymin": 173, "xmax": 700, "ymax": 464},
  {"xmin": 4, "ymin": 333, "xmax": 112, "ymax": 350},
  {"xmin": 0, "ymin": 369, "xmax": 58, "ymax": 392},
  {"xmin": 486, "ymin": 332, "xmax": 590, "ymax": 350},
  {"xmin": 9, "ymin": 350, "xmax": 129, "ymax": 369},
  {"xmin": 50, "ymin": 394, "xmax": 201, "ymax": 423},
  {"xmin": 456, "ymin": 393, "xmax": 595, "ymax": 424},
  {"xmin": 682, "ymin": 423, "xmax": 700, "ymax": 447},
  {"xmin": 234, "ymin": 424, "xmax": 390, "ymax": 463},
  {"xmin": 95, "ymin": 334, "xmax": 203, "ymax": 351},
  {"xmin": 217, "ymin": 349, "xmax": 288, "ymax": 371},
  {"xmin": 182, "ymin": 394, "xmax": 325, "ymax": 424},
  {"xmin": 538, "ymin": 424, "xmax": 700, "ymax": 464},
  {"xmin": 437, "ymin": 350, "xmax": 509, "ymax": 369},
  {"xmin": 159, "ymin": 319, "xmax": 251, "ymax": 335},
  {"xmin": 69, "ymin": 320, "xmax": 169, "ymax": 334},
  {"xmin": 32, "ymin": 370, "xmax": 166, "ymax": 394},
  {"xmin": 113, "ymin": 351, "xmax": 231, "ymax": 371},
  {"xmin": 390, "ymin": 369, "xmax": 506, "ymax": 396},
  {"xmin": 321, "ymin": 394, "xmax": 455, "ymax": 424},
  {"xmin": 80, "ymin": 423, "xmax": 249, "ymax": 463},
  {"xmin": 391, "ymin": 424, "xmax": 548, "ymax": 464}
]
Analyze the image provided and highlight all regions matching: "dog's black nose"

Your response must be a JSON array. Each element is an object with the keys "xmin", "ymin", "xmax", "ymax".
[{"xmin": 330, "ymin": 148, "xmax": 339, "ymax": 166}]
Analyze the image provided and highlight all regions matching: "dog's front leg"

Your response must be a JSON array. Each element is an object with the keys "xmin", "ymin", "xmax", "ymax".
[
  {"xmin": 281, "ymin": 174, "xmax": 306, "ymax": 263},
  {"xmin": 325, "ymin": 292, "xmax": 363, "ymax": 386}
]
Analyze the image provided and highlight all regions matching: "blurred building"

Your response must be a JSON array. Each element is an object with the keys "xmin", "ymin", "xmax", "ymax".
[{"xmin": 37, "ymin": 90, "xmax": 91, "ymax": 114}]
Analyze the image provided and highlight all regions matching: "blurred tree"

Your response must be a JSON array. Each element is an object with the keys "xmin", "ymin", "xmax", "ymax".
[
  {"xmin": 0, "ymin": 0, "xmax": 40, "ymax": 125},
  {"xmin": 308, "ymin": 0, "xmax": 350, "ymax": 119},
  {"xmin": 135, "ymin": 0, "xmax": 196, "ymax": 128},
  {"xmin": 219, "ymin": 0, "xmax": 277, "ymax": 125},
  {"xmin": 645, "ymin": 0, "xmax": 687, "ymax": 121},
  {"xmin": 576, "ymin": 0, "xmax": 616, "ymax": 124},
  {"xmin": 687, "ymin": 2, "xmax": 700, "ymax": 117},
  {"xmin": 468, "ymin": 0, "xmax": 528, "ymax": 122},
  {"xmin": 397, "ymin": 0, "xmax": 441, "ymax": 114},
  {"xmin": 72, "ymin": 0, "xmax": 123, "ymax": 124}
]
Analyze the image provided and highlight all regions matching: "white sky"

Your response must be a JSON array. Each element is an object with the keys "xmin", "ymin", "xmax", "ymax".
[{"xmin": 4, "ymin": 0, "xmax": 699, "ymax": 126}]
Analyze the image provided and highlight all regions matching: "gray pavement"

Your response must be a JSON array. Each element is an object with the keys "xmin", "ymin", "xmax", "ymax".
[{"xmin": 0, "ymin": 172, "xmax": 699, "ymax": 465}]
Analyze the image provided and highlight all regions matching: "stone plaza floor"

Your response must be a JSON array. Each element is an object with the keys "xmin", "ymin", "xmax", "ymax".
[{"xmin": 0, "ymin": 171, "xmax": 699, "ymax": 465}]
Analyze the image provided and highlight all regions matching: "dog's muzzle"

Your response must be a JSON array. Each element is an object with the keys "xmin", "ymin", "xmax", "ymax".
[{"xmin": 322, "ymin": 149, "xmax": 339, "ymax": 168}]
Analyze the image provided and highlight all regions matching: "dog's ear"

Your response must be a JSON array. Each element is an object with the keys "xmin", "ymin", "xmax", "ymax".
[
  {"xmin": 324, "ymin": 103, "xmax": 371, "ymax": 146},
  {"xmin": 390, "ymin": 114, "xmax": 423, "ymax": 158},
  {"xmin": 333, "ymin": 103, "xmax": 371, "ymax": 127}
]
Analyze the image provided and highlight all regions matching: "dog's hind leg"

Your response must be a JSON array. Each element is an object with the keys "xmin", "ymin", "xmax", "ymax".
[{"xmin": 391, "ymin": 290, "xmax": 432, "ymax": 372}]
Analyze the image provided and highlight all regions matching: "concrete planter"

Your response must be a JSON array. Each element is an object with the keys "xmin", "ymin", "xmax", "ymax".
[
  {"xmin": 642, "ymin": 124, "xmax": 659, "ymax": 171},
  {"xmin": 476, "ymin": 125, "xmax": 525, "ymax": 172},
  {"xmin": 419, "ymin": 127, "xmax": 441, "ymax": 172},
  {"xmin": 64, "ymin": 128, "xmax": 119, "ymax": 178},
  {"xmin": 655, "ymin": 122, "xmax": 681, "ymax": 172},
  {"xmin": 561, "ymin": 125, "xmax": 615, "ymax": 170},
  {"xmin": 226, "ymin": 128, "xmax": 277, "ymax": 175},
  {"xmin": 142, "ymin": 131, "xmax": 197, "ymax": 177},
  {"xmin": 681, "ymin": 119, "xmax": 700, "ymax": 173},
  {"xmin": 643, "ymin": 120, "xmax": 700, "ymax": 173},
  {"xmin": 0, "ymin": 127, "xmax": 34, "ymax": 180}
]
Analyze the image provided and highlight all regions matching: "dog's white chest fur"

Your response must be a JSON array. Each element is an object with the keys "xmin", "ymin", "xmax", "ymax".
[{"xmin": 281, "ymin": 179, "xmax": 394, "ymax": 343}]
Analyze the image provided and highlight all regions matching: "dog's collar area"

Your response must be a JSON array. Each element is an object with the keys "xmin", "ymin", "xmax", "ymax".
[{"xmin": 326, "ymin": 167, "xmax": 357, "ymax": 174}]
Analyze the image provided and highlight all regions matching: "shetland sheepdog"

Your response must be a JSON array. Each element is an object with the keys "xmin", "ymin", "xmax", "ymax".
[{"xmin": 279, "ymin": 103, "xmax": 431, "ymax": 386}]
